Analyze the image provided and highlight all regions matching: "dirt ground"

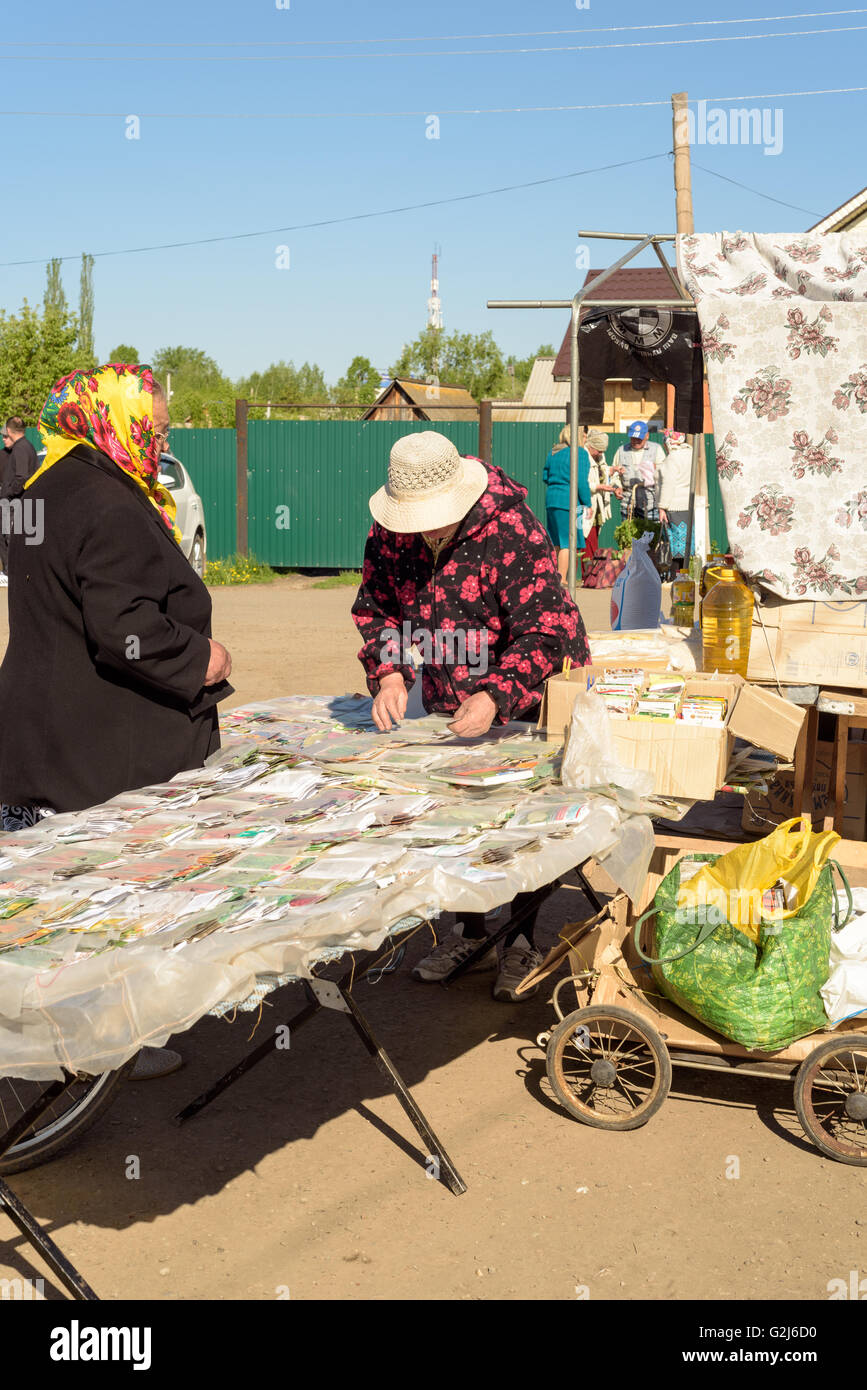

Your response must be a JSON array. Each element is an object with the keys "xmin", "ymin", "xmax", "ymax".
[{"xmin": 0, "ymin": 579, "xmax": 864, "ymax": 1303}]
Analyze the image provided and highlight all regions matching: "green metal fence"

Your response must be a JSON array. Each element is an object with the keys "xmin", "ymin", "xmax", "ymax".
[{"xmin": 24, "ymin": 422, "xmax": 730, "ymax": 565}]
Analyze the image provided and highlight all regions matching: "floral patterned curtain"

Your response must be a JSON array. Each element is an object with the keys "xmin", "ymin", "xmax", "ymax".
[{"xmin": 677, "ymin": 231, "xmax": 867, "ymax": 600}]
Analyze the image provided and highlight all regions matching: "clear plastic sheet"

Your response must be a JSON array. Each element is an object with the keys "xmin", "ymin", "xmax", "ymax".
[{"xmin": 0, "ymin": 697, "xmax": 652, "ymax": 1080}]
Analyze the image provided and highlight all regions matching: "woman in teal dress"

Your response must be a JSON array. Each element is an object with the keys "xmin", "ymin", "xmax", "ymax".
[{"xmin": 543, "ymin": 424, "xmax": 592, "ymax": 582}]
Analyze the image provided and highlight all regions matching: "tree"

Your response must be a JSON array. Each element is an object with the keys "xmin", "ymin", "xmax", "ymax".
[
  {"xmin": 152, "ymin": 345, "xmax": 236, "ymax": 426},
  {"xmin": 390, "ymin": 326, "xmax": 507, "ymax": 400},
  {"xmin": 334, "ymin": 355, "xmax": 380, "ymax": 408},
  {"xmin": 108, "ymin": 344, "xmax": 140, "ymax": 362},
  {"xmin": 78, "ymin": 253, "xmax": 95, "ymax": 365},
  {"xmin": 236, "ymin": 359, "xmax": 331, "ymax": 418},
  {"xmin": 504, "ymin": 343, "xmax": 556, "ymax": 396},
  {"xmin": 44, "ymin": 259, "xmax": 68, "ymax": 319},
  {"xmin": 0, "ymin": 299, "xmax": 83, "ymax": 424}
]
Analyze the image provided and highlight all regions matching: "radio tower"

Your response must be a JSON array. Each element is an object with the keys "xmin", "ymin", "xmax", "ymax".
[{"xmin": 427, "ymin": 247, "xmax": 443, "ymax": 329}]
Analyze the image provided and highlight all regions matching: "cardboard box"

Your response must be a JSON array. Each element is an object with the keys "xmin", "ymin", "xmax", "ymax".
[
  {"xmin": 742, "ymin": 740, "xmax": 867, "ymax": 841},
  {"xmin": 543, "ymin": 667, "xmax": 805, "ymax": 802},
  {"xmin": 747, "ymin": 596, "xmax": 867, "ymax": 690}
]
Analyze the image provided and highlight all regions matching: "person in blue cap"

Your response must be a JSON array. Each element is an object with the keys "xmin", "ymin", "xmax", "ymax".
[{"xmin": 610, "ymin": 420, "xmax": 664, "ymax": 520}]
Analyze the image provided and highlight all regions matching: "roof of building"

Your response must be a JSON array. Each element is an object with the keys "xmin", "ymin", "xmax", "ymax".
[
  {"xmin": 807, "ymin": 185, "xmax": 867, "ymax": 235},
  {"xmin": 362, "ymin": 378, "xmax": 478, "ymax": 421},
  {"xmin": 493, "ymin": 357, "xmax": 569, "ymax": 421},
  {"xmin": 552, "ymin": 267, "xmax": 685, "ymax": 380}
]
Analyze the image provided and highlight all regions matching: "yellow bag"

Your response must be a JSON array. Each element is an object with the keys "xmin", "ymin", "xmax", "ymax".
[{"xmin": 675, "ymin": 816, "xmax": 840, "ymax": 944}]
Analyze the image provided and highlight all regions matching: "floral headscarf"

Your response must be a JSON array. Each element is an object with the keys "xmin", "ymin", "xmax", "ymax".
[{"xmin": 27, "ymin": 363, "xmax": 178, "ymax": 536}]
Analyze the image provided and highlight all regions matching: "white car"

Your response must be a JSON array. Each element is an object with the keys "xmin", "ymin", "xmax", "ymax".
[{"xmin": 157, "ymin": 452, "xmax": 207, "ymax": 578}]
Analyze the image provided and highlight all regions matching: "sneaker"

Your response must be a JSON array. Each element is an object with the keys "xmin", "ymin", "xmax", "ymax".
[
  {"xmin": 0, "ymin": 574, "xmax": 8, "ymax": 587},
  {"xmin": 411, "ymin": 929, "xmax": 497, "ymax": 982},
  {"xmin": 492, "ymin": 935, "xmax": 544, "ymax": 1002},
  {"xmin": 128, "ymin": 1046, "xmax": 183, "ymax": 1080}
]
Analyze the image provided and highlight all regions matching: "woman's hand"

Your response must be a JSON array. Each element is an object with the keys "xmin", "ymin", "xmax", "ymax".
[
  {"xmin": 205, "ymin": 638, "xmax": 232, "ymax": 685},
  {"xmin": 448, "ymin": 691, "xmax": 497, "ymax": 739},
  {"xmin": 659, "ymin": 508, "xmax": 669, "ymax": 524},
  {"xmin": 372, "ymin": 672, "xmax": 408, "ymax": 731}
]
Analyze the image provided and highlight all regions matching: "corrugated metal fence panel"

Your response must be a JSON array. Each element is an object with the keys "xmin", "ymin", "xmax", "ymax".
[
  {"xmin": 246, "ymin": 420, "xmax": 477, "ymax": 567},
  {"xmin": 168, "ymin": 429, "xmax": 236, "ymax": 561},
  {"xmin": 25, "ymin": 421, "xmax": 729, "ymax": 564}
]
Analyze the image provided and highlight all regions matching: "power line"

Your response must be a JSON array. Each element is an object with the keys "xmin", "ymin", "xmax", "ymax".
[
  {"xmin": 0, "ymin": 152, "xmax": 671, "ymax": 269},
  {"xmin": 1, "ymin": 24, "xmax": 865, "ymax": 60},
  {"xmin": 3, "ymin": 86, "xmax": 865, "ymax": 122},
  {"xmin": 691, "ymin": 160, "xmax": 820, "ymax": 215},
  {"xmin": 3, "ymin": 9, "xmax": 866, "ymax": 47}
]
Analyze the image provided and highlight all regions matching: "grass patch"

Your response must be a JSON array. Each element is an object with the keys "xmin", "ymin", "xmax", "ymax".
[
  {"xmin": 311, "ymin": 570, "xmax": 362, "ymax": 590},
  {"xmin": 204, "ymin": 553, "xmax": 276, "ymax": 586}
]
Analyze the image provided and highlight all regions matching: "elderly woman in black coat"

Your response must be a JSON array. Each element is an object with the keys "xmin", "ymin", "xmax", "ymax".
[
  {"xmin": 0, "ymin": 363, "xmax": 232, "ymax": 823},
  {"xmin": 0, "ymin": 364, "xmax": 233, "ymax": 1076}
]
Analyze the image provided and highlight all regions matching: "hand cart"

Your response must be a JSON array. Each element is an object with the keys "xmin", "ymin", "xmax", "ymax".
[{"xmin": 527, "ymin": 847, "xmax": 867, "ymax": 1167}]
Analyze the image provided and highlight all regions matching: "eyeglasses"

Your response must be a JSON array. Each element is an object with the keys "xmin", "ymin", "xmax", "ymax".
[{"xmin": 153, "ymin": 429, "xmax": 171, "ymax": 448}]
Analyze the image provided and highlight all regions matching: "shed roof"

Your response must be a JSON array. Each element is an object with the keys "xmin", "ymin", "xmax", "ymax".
[
  {"xmin": 807, "ymin": 185, "xmax": 867, "ymax": 235},
  {"xmin": 493, "ymin": 357, "xmax": 569, "ymax": 421},
  {"xmin": 362, "ymin": 378, "xmax": 478, "ymax": 420}
]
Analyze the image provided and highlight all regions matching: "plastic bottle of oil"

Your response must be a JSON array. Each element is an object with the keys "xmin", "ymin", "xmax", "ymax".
[
  {"xmin": 701, "ymin": 568, "xmax": 754, "ymax": 677},
  {"xmin": 671, "ymin": 571, "xmax": 696, "ymax": 628}
]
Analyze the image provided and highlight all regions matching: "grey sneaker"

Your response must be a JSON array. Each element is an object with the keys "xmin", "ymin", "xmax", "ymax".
[
  {"xmin": 128, "ymin": 1046, "xmax": 183, "ymax": 1080},
  {"xmin": 492, "ymin": 936, "xmax": 544, "ymax": 1002},
  {"xmin": 411, "ymin": 929, "xmax": 497, "ymax": 982}
]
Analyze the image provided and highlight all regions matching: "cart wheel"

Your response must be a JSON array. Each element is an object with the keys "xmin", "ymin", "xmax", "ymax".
[
  {"xmin": 794, "ymin": 1035, "xmax": 867, "ymax": 1166},
  {"xmin": 546, "ymin": 1004, "xmax": 671, "ymax": 1131}
]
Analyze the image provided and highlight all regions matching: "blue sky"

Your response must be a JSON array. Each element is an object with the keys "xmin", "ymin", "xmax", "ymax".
[{"xmin": 1, "ymin": 1, "xmax": 864, "ymax": 383}]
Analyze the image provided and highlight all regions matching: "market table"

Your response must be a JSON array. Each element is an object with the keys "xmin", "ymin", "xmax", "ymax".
[{"xmin": 0, "ymin": 695, "xmax": 653, "ymax": 1300}]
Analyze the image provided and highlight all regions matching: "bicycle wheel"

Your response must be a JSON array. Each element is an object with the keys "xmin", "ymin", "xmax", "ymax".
[
  {"xmin": 794, "ymin": 1035, "xmax": 867, "ymax": 1167},
  {"xmin": 546, "ymin": 1004, "xmax": 671, "ymax": 1131},
  {"xmin": 0, "ymin": 1061, "xmax": 135, "ymax": 1175}
]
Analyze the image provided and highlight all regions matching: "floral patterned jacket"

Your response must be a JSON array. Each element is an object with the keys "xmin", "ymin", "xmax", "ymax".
[{"xmin": 352, "ymin": 462, "xmax": 590, "ymax": 721}]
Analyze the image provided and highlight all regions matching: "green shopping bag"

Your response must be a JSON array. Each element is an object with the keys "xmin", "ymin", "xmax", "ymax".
[{"xmin": 633, "ymin": 854, "xmax": 852, "ymax": 1053}]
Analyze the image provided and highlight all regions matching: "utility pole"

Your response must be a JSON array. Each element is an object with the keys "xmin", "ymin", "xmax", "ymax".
[{"xmin": 672, "ymin": 90, "xmax": 708, "ymax": 572}]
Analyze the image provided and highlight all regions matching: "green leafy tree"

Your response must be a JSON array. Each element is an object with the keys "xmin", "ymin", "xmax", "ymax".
[
  {"xmin": 237, "ymin": 359, "xmax": 331, "ymax": 418},
  {"xmin": 78, "ymin": 253, "xmax": 95, "ymax": 365},
  {"xmin": 0, "ymin": 298, "xmax": 83, "ymax": 426},
  {"xmin": 152, "ymin": 345, "xmax": 236, "ymax": 426},
  {"xmin": 44, "ymin": 259, "xmax": 68, "ymax": 318},
  {"xmin": 504, "ymin": 343, "xmax": 556, "ymax": 396},
  {"xmin": 107, "ymin": 343, "xmax": 140, "ymax": 362},
  {"xmin": 390, "ymin": 326, "xmax": 507, "ymax": 400},
  {"xmin": 334, "ymin": 355, "xmax": 380, "ymax": 410}
]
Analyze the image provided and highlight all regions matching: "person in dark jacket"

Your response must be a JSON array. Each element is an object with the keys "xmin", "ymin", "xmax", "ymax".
[
  {"xmin": 352, "ymin": 430, "xmax": 591, "ymax": 1001},
  {"xmin": 0, "ymin": 364, "xmax": 233, "ymax": 822},
  {"xmin": 0, "ymin": 365, "xmax": 233, "ymax": 1078},
  {"xmin": 0, "ymin": 416, "xmax": 39, "ymax": 578}
]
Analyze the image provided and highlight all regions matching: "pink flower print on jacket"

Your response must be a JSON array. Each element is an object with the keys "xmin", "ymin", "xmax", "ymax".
[
  {"xmin": 785, "ymin": 306, "xmax": 838, "ymax": 360},
  {"xmin": 832, "ymin": 366, "xmax": 867, "ymax": 413},
  {"xmin": 351, "ymin": 461, "xmax": 590, "ymax": 722},
  {"xmin": 789, "ymin": 427, "xmax": 843, "ymax": 479},
  {"xmin": 730, "ymin": 367, "xmax": 792, "ymax": 421},
  {"xmin": 736, "ymin": 485, "xmax": 795, "ymax": 536}
]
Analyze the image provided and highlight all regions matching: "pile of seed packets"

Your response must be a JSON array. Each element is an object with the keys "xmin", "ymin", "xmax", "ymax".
[{"xmin": 0, "ymin": 696, "xmax": 645, "ymax": 1079}]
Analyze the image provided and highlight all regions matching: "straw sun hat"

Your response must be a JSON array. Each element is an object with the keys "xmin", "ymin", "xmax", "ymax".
[{"xmin": 369, "ymin": 431, "xmax": 489, "ymax": 533}]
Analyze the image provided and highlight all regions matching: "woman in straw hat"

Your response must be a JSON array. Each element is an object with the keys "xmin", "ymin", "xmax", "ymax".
[{"xmin": 352, "ymin": 430, "xmax": 590, "ymax": 1000}]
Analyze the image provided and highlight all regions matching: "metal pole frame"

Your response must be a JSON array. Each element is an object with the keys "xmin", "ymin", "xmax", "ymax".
[{"xmin": 488, "ymin": 229, "xmax": 700, "ymax": 599}]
